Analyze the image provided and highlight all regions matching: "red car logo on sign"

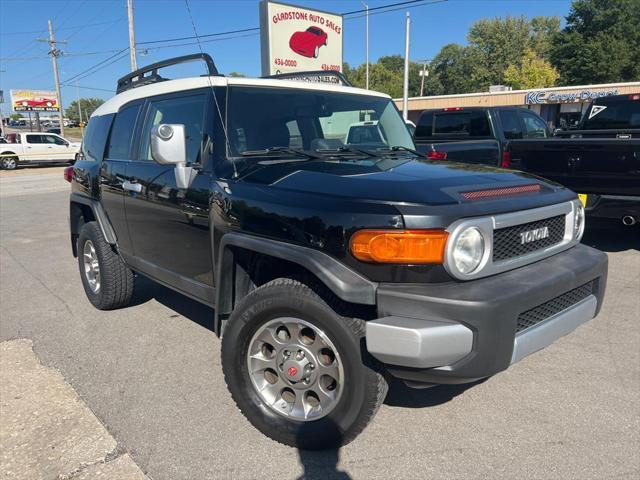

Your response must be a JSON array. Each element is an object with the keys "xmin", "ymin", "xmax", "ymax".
[{"xmin": 289, "ymin": 26, "xmax": 328, "ymax": 58}]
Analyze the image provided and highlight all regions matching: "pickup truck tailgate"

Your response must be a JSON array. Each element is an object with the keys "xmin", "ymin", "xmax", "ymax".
[{"xmin": 511, "ymin": 138, "xmax": 640, "ymax": 196}]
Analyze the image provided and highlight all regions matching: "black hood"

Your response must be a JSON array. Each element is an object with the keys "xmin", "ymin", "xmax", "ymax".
[{"xmin": 239, "ymin": 157, "xmax": 561, "ymax": 206}]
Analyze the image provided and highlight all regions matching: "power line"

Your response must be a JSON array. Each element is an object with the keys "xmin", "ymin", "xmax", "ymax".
[
  {"xmin": 1, "ymin": 19, "xmax": 125, "ymax": 36},
  {"xmin": 62, "ymin": 48, "xmax": 130, "ymax": 84}
]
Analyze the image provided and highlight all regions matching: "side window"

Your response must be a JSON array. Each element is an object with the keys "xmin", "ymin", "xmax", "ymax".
[
  {"xmin": 470, "ymin": 111, "xmax": 491, "ymax": 136},
  {"xmin": 499, "ymin": 110, "xmax": 523, "ymax": 140},
  {"xmin": 107, "ymin": 104, "xmax": 140, "ymax": 159},
  {"xmin": 81, "ymin": 115, "xmax": 113, "ymax": 162},
  {"xmin": 139, "ymin": 94, "xmax": 206, "ymax": 165},
  {"xmin": 43, "ymin": 135, "xmax": 66, "ymax": 145},
  {"xmin": 26, "ymin": 135, "xmax": 43, "ymax": 144},
  {"xmin": 521, "ymin": 112, "xmax": 548, "ymax": 138}
]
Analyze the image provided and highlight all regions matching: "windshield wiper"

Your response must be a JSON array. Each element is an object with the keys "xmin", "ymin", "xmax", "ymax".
[
  {"xmin": 375, "ymin": 145, "xmax": 423, "ymax": 156},
  {"xmin": 314, "ymin": 146, "xmax": 379, "ymax": 159},
  {"xmin": 241, "ymin": 147, "xmax": 320, "ymax": 161}
]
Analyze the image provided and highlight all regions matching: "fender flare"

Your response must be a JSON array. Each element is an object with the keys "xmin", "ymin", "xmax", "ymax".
[
  {"xmin": 213, "ymin": 232, "xmax": 378, "ymax": 335},
  {"xmin": 70, "ymin": 193, "xmax": 118, "ymax": 245}
]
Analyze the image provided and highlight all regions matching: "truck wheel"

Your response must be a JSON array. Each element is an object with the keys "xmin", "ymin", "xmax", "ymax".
[
  {"xmin": 221, "ymin": 278, "xmax": 388, "ymax": 450},
  {"xmin": 1, "ymin": 155, "xmax": 18, "ymax": 170},
  {"xmin": 77, "ymin": 222, "xmax": 134, "ymax": 310}
]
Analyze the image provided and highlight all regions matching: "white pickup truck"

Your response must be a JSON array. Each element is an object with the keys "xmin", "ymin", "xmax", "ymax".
[{"xmin": 0, "ymin": 132, "xmax": 81, "ymax": 170}]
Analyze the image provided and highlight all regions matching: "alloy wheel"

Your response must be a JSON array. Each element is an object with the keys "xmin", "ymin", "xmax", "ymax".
[
  {"xmin": 247, "ymin": 317, "xmax": 344, "ymax": 422},
  {"xmin": 83, "ymin": 240, "xmax": 101, "ymax": 293}
]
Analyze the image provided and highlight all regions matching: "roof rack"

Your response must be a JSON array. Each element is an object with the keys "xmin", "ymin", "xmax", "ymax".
[
  {"xmin": 116, "ymin": 53, "xmax": 220, "ymax": 94},
  {"xmin": 263, "ymin": 70, "xmax": 352, "ymax": 87}
]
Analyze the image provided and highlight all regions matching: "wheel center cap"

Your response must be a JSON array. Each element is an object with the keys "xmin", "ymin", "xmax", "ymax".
[{"xmin": 283, "ymin": 360, "xmax": 306, "ymax": 382}]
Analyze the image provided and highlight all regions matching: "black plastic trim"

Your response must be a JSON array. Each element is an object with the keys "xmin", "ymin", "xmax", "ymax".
[{"xmin": 69, "ymin": 193, "xmax": 117, "ymax": 244}]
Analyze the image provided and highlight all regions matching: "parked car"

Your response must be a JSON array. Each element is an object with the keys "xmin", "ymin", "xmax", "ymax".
[
  {"xmin": 413, "ymin": 106, "xmax": 640, "ymax": 225},
  {"xmin": 47, "ymin": 128, "xmax": 61, "ymax": 135},
  {"xmin": 0, "ymin": 132, "xmax": 80, "ymax": 169},
  {"xmin": 67, "ymin": 53, "xmax": 607, "ymax": 450},
  {"xmin": 289, "ymin": 26, "xmax": 328, "ymax": 58}
]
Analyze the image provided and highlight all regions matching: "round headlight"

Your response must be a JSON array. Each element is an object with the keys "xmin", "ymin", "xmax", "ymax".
[
  {"xmin": 574, "ymin": 203, "xmax": 585, "ymax": 240},
  {"xmin": 452, "ymin": 227, "xmax": 485, "ymax": 274}
]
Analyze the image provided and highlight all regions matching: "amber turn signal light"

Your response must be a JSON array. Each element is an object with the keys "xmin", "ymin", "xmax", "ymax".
[{"xmin": 350, "ymin": 229, "xmax": 449, "ymax": 264}]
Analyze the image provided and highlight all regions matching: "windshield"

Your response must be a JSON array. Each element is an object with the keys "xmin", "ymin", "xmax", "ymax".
[{"xmin": 227, "ymin": 86, "xmax": 415, "ymax": 159}]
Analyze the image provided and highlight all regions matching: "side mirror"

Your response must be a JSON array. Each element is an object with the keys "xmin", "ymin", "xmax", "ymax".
[{"xmin": 150, "ymin": 124, "xmax": 195, "ymax": 189}]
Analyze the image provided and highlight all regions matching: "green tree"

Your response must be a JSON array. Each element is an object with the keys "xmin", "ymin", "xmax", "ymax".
[
  {"xmin": 228, "ymin": 71, "xmax": 246, "ymax": 77},
  {"xmin": 9, "ymin": 113, "xmax": 21, "ymax": 121},
  {"xmin": 348, "ymin": 61, "xmax": 404, "ymax": 98},
  {"xmin": 467, "ymin": 15, "xmax": 560, "ymax": 86},
  {"xmin": 550, "ymin": 0, "xmax": 640, "ymax": 85},
  {"xmin": 427, "ymin": 44, "xmax": 484, "ymax": 94},
  {"xmin": 504, "ymin": 49, "xmax": 559, "ymax": 89},
  {"xmin": 64, "ymin": 98, "xmax": 105, "ymax": 123}
]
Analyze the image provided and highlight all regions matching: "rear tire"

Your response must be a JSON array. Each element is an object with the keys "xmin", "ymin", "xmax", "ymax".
[
  {"xmin": 221, "ymin": 278, "xmax": 387, "ymax": 450},
  {"xmin": 1, "ymin": 155, "xmax": 18, "ymax": 170},
  {"xmin": 77, "ymin": 222, "xmax": 134, "ymax": 310}
]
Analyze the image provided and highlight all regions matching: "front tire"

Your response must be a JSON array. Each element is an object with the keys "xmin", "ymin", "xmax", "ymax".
[
  {"xmin": 77, "ymin": 222, "xmax": 134, "ymax": 310},
  {"xmin": 221, "ymin": 278, "xmax": 387, "ymax": 449}
]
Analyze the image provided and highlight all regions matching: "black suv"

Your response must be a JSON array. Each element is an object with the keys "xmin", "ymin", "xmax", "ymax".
[{"xmin": 68, "ymin": 55, "xmax": 608, "ymax": 449}]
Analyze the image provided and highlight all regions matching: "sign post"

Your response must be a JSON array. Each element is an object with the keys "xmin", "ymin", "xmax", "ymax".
[{"xmin": 260, "ymin": 0, "xmax": 343, "ymax": 80}]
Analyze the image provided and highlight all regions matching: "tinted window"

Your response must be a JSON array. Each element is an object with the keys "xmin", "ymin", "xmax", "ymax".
[
  {"xmin": 139, "ymin": 94, "xmax": 206, "ymax": 165},
  {"xmin": 499, "ymin": 110, "xmax": 523, "ymax": 139},
  {"xmin": 107, "ymin": 104, "xmax": 140, "ymax": 159},
  {"xmin": 81, "ymin": 114, "xmax": 113, "ymax": 162},
  {"xmin": 286, "ymin": 120, "xmax": 303, "ymax": 149},
  {"xmin": 26, "ymin": 135, "xmax": 44, "ymax": 144},
  {"xmin": 415, "ymin": 111, "xmax": 433, "ymax": 138},
  {"xmin": 434, "ymin": 113, "xmax": 471, "ymax": 135},
  {"xmin": 42, "ymin": 134, "xmax": 67, "ymax": 145},
  {"xmin": 583, "ymin": 100, "xmax": 640, "ymax": 129},
  {"xmin": 521, "ymin": 112, "xmax": 548, "ymax": 138}
]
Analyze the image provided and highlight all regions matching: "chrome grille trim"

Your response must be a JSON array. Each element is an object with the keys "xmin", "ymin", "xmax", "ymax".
[{"xmin": 444, "ymin": 200, "xmax": 581, "ymax": 281}]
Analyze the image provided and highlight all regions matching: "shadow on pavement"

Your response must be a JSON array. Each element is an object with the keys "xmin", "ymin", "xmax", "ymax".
[
  {"xmin": 581, "ymin": 220, "xmax": 640, "ymax": 253},
  {"xmin": 296, "ymin": 421, "xmax": 351, "ymax": 480},
  {"xmin": 130, "ymin": 276, "xmax": 215, "ymax": 332},
  {"xmin": 384, "ymin": 378, "xmax": 484, "ymax": 408}
]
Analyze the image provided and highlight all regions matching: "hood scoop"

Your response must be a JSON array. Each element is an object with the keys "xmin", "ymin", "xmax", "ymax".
[{"xmin": 461, "ymin": 184, "xmax": 541, "ymax": 201}]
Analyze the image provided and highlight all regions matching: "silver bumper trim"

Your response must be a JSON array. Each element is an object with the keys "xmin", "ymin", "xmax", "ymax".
[
  {"xmin": 511, "ymin": 295, "xmax": 597, "ymax": 365},
  {"xmin": 366, "ymin": 316, "xmax": 473, "ymax": 368}
]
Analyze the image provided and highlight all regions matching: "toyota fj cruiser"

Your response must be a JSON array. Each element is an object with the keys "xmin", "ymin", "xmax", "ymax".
[{"xmin": 68, "ymin": 54, "xmax": 608, "ymax": 450}]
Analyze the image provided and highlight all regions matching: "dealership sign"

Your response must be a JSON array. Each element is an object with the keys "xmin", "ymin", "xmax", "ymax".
[
  {"xmin": 525, "ymin": 89, "xmax": 619, "ymax": 104},
  {"xmin": 260, "ymin": 0, "xmax": 343, "ymax": 79},
  {"xmin": 10, "ymin": 89, "xmax": 59, "ymax": 112}
]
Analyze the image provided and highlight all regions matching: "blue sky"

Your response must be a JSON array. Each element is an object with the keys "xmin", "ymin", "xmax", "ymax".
[{"xmin": 0, "ymin": 0, "xmax": 573, "ymax": 115}]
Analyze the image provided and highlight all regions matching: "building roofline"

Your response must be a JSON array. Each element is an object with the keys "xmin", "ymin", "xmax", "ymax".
[{"xmin": 394, "ymin": 81, "xmax": 640, "ymax": 102}]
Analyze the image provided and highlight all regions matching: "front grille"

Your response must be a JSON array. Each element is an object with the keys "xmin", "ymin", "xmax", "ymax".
[
  {"xmin": 516, "ymin": 281, "xmax": 594, "ymax": 333},
  {"xmin": 493, "ymin": 215, "xmax": 565, "ymax": 262}
]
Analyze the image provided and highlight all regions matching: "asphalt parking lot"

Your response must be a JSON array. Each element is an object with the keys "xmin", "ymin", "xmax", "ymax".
[{"xmin": 1, "ymin": 167, "xmax": 639, "ymax": 480}]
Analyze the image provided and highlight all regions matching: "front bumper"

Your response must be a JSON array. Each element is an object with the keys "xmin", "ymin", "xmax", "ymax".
[{"xmin": 366, "ymin": 244, "xmax": 608, "ymax": 385}]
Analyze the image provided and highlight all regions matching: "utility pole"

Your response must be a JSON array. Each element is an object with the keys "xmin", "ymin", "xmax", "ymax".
[
  {"xmin": 76, "ymin": 81, "xmax": 84, "ymax": 137},
  {"xmin": 361, "ymin": 1, "xmax": 369, "ymax": 89},
  {"xmin": 402, "ymin": 12, "xmax": 410, "ymax": 121},
  {"xmin": 127, "ymin": 0, "xmax": 138, "ymax": 71},
  {"xmin": 38, "ymin": 20, "xmax": 66, "ymax": 138}
]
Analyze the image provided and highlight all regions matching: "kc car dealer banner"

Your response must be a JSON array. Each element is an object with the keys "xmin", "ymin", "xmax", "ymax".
[{"xmin": 260, "ymin": 0, "xmax": 343, "ymax": 77}]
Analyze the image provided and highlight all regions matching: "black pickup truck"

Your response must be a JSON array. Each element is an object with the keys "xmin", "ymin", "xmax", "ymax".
[
  {"xmin": 67, "ymin": 54, "xmax": 607, "ymax": 450},
  {"xmin": 414, "ymin": 97, "xmax": 640, "ymax": 225}
]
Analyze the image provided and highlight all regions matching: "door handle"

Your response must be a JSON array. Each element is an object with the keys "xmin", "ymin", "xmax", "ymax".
[{"xmin": 122, "ymin": 180, "xmax": 142, "ymax": 193}]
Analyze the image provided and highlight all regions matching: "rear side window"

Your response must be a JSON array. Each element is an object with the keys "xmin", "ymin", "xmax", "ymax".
[
  {"xmin": 434, "ymin": 113, "xmax": 471, "ymax": 134},
  {"xmin": 107, "ymin": 104, "xmax": 140, "ymax": 159},
  {"xmin": 583, "ymin": 99, "xmax": 640, "ymax": 129},
  {"xmin": 499, "ymin": 110, "xmax": 523, "ymax": 139},
  {"xmin": 81, "ymin": 114, "xmax": 113, "ymax": 162},
  {"xmin": 26, "ymin": 135, "xmax": 44, "ymax": 144},
  {"xmin": 418, "ymin": 111, "xmax": 490, "ymax": 137}
]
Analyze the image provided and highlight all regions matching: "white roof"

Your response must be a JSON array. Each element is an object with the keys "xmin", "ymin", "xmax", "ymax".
[{"xmin": 92, "ymin": 76, "xmax": 390, "ymax": 117}]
